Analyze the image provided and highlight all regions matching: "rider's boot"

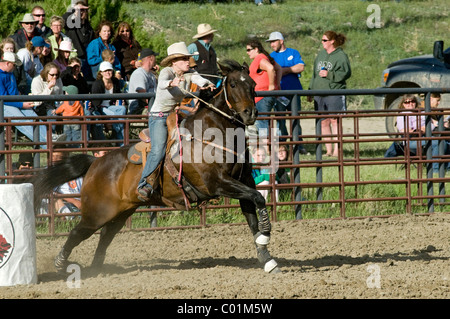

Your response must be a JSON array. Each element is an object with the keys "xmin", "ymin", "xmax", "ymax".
[{"xmin": 136, "ymin": 163, "xmax": 162, "ymax": 202}]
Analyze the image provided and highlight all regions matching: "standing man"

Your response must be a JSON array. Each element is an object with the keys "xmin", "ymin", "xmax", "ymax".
[
  {"xmin": 32, "ymin": 6, "xmax": 51, "ymax": 38},
  {"xmin": 62, "ymin": 1, "xmax": 95, "ymax": 80},
  {"xmin": 187, "ymin": 23, "xmax": 219, "ymax": 85},
  {"xmin": 266, "ymin": 31, "xmax": 309, "ymax": 154},
  {"xmin": 127, "ymin": 48, "xmax": 159, "ymax": 115},
  {"xmin": 9, "ymin": 13, "xmax": 41, "ymax": 50}
]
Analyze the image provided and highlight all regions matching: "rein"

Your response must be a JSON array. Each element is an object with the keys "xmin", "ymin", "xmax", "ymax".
[{"xmin": 178, "ymin": 76, "xmax": 245, "ymax": 127}]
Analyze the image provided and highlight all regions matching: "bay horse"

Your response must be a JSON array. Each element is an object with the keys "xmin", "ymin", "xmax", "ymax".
[{"xmin": 33, "ymin": 60, "xmax": 281, "ymax": 274}]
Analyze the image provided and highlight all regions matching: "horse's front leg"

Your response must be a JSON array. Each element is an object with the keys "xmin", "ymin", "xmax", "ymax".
[{"xmin": 215, "ymin": 177, "xmax": 280, "ymax": 273}]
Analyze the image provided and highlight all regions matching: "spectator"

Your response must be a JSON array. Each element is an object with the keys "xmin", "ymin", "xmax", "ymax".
[
  {"xmin": 9, "ymin": 13, "xmax": 41, "ymax": 50},
  {"xmin": 246, "ymin": 39, "xmax": 282, "ymax": 137},
  {"xmin": 47, "ymin": 15, "xmax": 75, "ymax": 58},
  {"xmin": 0, "ymin": 51, "xmax": 47, "ymax": 145},
  {"xmin": 266, "ymin": 31, "xmax": 309, "ymax": 154},
  {"xmin": 54, "ymin": 85, "xmax": 84, "ymax": 147},
  {"xmin": 91, "ymin": 61, "xmax": 125, "ymax": 144},
  {"xmin": 39, "ymin": 38, "xmax": 54, "ymax": 67},
  {"xmin": 53, "ymin": 40, "xmax": 77, "ymax": 72},
  {"xmin": 308, "ymin": 30, "xmax": 351, "ymax": 157},
  {"xmin": 251, "ymin": 146, "xmax": 271, "ymax": 200},
  {"xmin": 187, "ymin": 23, "xmax": 220, "ymax": 85},
  {"xmin": 60, "ymin": 57, "xmax": 90, "ymax": 94},
  {"xmin": 0, "ymin": 37, "xmax": 28, "ymax": 95},
  {"xmin": 101, "ymin": 49, "xmax": 122, "ymax": 81},
  {"xmin": 384, "ymin": 94, "xmax": 447, "ymax": 170},
  {"xmin": 136, "ymin": 42, "xmax": 215, "ymax": 200},
  {"xmin": 31, "ymin": 61, "xmax": 63, "ymax": 117},
  {"xmin": 31, "ymin": 6, "xmax": 51, "ymax": 38},
  {"xmin": 17, "ymin": 36, "xmax": 50, "ymax": 88},
  {"xmin": 86, "ymin": 20, "xmax": 121, "ymax": 80},
  {"xmin": 127, "ymin": 48, "xmax": 158, "ymax": 115},
  {"xmin": 112, "ymin": 21, "xmax": 142, "ymax": 80},
  {"xmin": 62, "ymin": 1, "xmax": 95, "ymax": 80},
  {"xmin": 12, "ymin": 152, "xmax": 34, "ymax": 184},
  {"xmin": 275, "ymin": 144, "xmax": 291, "ymax": 200}
]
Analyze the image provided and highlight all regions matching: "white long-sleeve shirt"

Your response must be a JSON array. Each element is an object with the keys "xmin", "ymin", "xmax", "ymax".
[{"xmin": 150, "ymin": 67, "xmax": 212, "ymax": 113}]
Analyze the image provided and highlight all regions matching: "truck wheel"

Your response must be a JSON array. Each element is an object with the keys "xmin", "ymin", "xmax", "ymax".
[{"xmin": 385, "ymin": 96, "xmax": 403, "ymax": 138}]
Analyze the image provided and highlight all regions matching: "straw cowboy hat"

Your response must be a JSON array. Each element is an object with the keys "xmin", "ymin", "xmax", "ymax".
[
  {"xmin": 192, "ymin": 23, "xmax": 217, "ymax": 39},
  {"xmin": 160, "ymin": 42, "xmax": 198, "ymax": 67},
  {"xmin": 58, "ymin": 40, "xmax": 77, "ymax": 53},
  {"xmin": 19, "ymin": 13, "xmax": 38, "ymax": 24}
]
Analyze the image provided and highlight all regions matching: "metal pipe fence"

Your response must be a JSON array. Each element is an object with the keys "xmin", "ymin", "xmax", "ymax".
[{"xmin": 1, "ymin": 88, "xmax": 449, "ymax": 236}]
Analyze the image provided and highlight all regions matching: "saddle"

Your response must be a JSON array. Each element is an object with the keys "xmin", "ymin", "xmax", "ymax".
[{"xmin": 127, "ymin": 112, "xmax": 211, "ymax": 210}]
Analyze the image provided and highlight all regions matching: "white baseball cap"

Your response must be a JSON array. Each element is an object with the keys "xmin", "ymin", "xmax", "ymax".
[
  {"xmin": 1, "ymin": 51, "xmax": 22, "ymax": 66},
  {"xmin": 99, "ymin": 61, "xmax": 114, "ymax": 72},
  {"xmin": 266, "ymin": 31, "xmax": 284, "ymax": 42}
]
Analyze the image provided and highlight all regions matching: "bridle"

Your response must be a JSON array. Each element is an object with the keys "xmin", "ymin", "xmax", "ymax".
[{"xmin": 179, "ymin": 75, "xmax": 246, "ymax": 127}]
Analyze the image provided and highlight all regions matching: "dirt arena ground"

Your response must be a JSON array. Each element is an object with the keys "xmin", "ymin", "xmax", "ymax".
[
  {"xmin": 1, "ymin": 118, "xmax": 448, "ymax": 301},
  {"xmin": 1, "ymin": 213, "xmax": 449, "ymax": 300}
]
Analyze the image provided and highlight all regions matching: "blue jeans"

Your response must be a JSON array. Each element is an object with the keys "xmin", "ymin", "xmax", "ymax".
[
  {"xmin": 64, "ymin": 123, "xmax": 81, "ymax": 146},
  {"xmin": 3, "ymin": 104, "xmax": 47, "ymax": 148},
  {"xmin": 100, "ymin": 104, "xmax": 127, "ymax": 143},
  {"xmin": 409, "ymin": 139, "xmax": 448, "ymax": 172},
  {"xmin": 138, "ymin": 114, "xmax": 168, "ymax": 187},
  {"xmin": 255, "ymin": 96, "xmax": 279, "ymax": 137}
]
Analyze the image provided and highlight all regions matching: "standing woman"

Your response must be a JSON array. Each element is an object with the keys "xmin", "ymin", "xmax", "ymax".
[
  {"xmin": 86, "ymin": 20, "xmax": 121, "ymax": 79},
  {"xmin": 246, "ymin": 39, "xmax": 282, "ymax": 137},
  {"xmin": 136, "ymin": 42, "xmax": 215, "ymax": 201},
  {"xmin": 112, "ymin": 21, "xmax": 142, "ymax": 80},
  {"xmin": 90, "ymin": 61, "xmax": 125, "ymax": 143},
  {"xmin": 308, "ymin": 30, "xmax": 351, "ymax": 157}
]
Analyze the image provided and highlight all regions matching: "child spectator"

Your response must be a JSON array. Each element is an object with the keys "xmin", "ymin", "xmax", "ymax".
[
  {"xmin": 54, "ymin": 85, "xmax": 84, "ymax": 146},
  {"xmin": 251, "ymin": 146, "xmax": 271, "ymax": 200}
]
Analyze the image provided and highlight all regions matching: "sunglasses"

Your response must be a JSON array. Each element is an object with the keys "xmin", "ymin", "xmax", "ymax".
[
  {"xmin": 23, "ymin": 22, "xmax": 36, "ymax": 25},
  {"xmin": 33, "ymin": 14, "xmax": 45, "ymax": 17},
  {"xmin": 246, "ymin": 48, "xmax": 253, "ymax": 52},
  {"xmin": 321, "ymin": 39, "xmax": 329, "ymax": 42},
  {"xmin": 403, "ymin": 100, "xmax": 416, "ymax": 104}
]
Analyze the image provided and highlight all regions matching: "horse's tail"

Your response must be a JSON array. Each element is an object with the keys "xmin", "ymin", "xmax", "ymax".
[{"xmin": 31, "ymin": 154, "xmax": 96, "ymax": 212}]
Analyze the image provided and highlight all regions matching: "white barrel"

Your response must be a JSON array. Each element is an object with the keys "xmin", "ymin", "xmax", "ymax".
[{"xmin": 0, "ymin": 184, "xmax": 37, "ymax": 286}]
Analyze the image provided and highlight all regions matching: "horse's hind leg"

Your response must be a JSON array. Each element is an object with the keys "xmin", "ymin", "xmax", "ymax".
[
  {"xmin": 240, "ymin": 198, "xmax": 281, "ymax": 274},
  {"xmin": 91, "ymin": 209, "xmax": 134, "ymax": 269},
  {"xmin": 54, "ymin": 221, "xmax": 98, "ymax": 272}
]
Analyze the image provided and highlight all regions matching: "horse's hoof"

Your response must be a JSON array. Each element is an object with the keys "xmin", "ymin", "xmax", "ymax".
[{"xmin": 264, "ymin": 259, "xmax": 280, "ymax": 273}]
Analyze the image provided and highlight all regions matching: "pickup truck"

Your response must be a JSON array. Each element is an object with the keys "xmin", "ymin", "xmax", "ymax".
[{"xmin": 373, "ymin": 41, "xmax": 450, "ymax": 135}]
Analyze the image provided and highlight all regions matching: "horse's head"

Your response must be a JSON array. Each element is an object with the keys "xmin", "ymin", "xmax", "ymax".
[{"xmin": 218, "ymin": 60, "xmax": 258, "ymax": 126}]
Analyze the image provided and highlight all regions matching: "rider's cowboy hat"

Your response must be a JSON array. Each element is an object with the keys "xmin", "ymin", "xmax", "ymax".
[
  {"xmin": 192, "ymin": 23, "xmax": 217, "ymax": 39},
  {"xmin": 19, "ymin": 13, "xmax": 38, "ymax": 24},
  {"xmin": 58, "ymin": 40, "xmax": 77, "ymax": 53},
  {"xmin": 160, "ymin": 42, "xmax": 198, "ymax": 67}
]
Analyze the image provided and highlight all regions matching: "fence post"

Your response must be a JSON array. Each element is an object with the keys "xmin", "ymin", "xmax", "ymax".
[
  {"xmin": 424, "ymin": 92, "xmax": 434, "ymax": 212},
  {"xmin": 291, "ymin": 94, "xmax": 302, "ymax": 219},
  {"xmin": 0, "ymin": 99, "xmax": 4, "ymax": 182}
]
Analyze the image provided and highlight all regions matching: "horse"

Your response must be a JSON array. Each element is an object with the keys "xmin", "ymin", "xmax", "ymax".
[{"xmin": 33, "ymin": 60, "xmax": 281, "ymax": 274}]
